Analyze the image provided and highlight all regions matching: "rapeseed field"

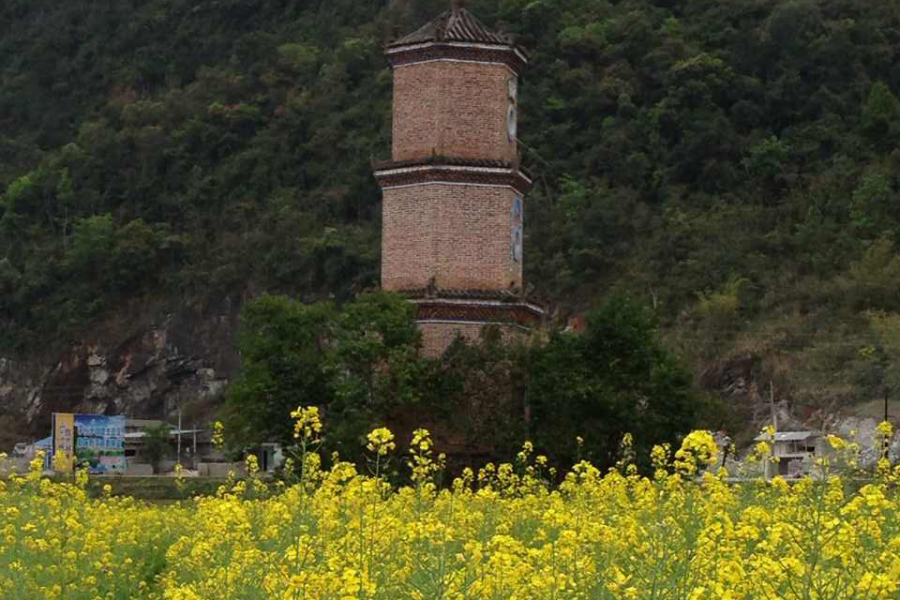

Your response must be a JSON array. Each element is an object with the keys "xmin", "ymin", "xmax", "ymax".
[{"xmin": 2, "ymin": 409, "xmax": 899, "ymax": 600}]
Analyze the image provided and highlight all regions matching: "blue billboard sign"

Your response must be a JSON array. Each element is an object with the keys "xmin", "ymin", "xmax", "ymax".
[{"xmin": 53, "ymin": 414, "xmax": 127, "ymax": 474}]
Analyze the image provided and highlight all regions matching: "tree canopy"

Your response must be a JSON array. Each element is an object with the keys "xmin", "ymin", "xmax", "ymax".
[
  {"xmin": 225, "ymin": 292, "xmax": 700, "ymax": 471},
  {"xmin": 527, "ymin": 295, "xmax": 699, "ymax": 469},
  {"xmin": 223, "ymin": 292, "xmax": 435, "ymax": 461},
  {"xmin": 2, "ymin": 0, "xmax": 900, "ymax": 411}
]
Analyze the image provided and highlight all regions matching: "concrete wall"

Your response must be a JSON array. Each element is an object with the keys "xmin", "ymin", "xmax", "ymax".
[
  {"xmin": 198, "ymin": 462, "xmax": 246, "ymax": 478},
  {"xmin": 0, "ymin": 457, "xmax": 31, "ymax": 476},
  {"xmin": 125, "ymin": 463, "xmax": 154, "ymax": 476}
]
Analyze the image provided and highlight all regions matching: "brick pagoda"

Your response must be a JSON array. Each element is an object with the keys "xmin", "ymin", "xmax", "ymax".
[{"xmin": 374, "ymin": 0, "xmax": 543, "ymax": 356}]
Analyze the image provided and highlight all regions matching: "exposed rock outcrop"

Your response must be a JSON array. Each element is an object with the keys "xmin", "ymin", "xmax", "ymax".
[{"xmin": 1, "ymin": 305, "xmax": 240, "ymax": 443}]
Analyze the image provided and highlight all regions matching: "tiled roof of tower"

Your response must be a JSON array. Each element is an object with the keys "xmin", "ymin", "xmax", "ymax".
[{"xmin": 388, "ymin": 8, "xmax": 513, "ymax": 48}]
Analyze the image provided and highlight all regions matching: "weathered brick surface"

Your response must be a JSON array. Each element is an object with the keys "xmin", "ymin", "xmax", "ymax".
[
  {"xmin": 392, "ymin": 61, "xmax": 517, "ymax": 162},
  {"xmin": 419, "ymin": 322, "xmax": 525, "ymax": 358},
  {"xmin": 381, "ymin": 183, "xmax": 523, "ymax": 291},
  {"xmin": 381, "ymin": 32, "xmax": 533, "ymax": 356}
]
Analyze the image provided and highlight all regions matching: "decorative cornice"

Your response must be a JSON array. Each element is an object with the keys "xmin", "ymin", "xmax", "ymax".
[
  {"xmin": 413, "ymin": 298, "xmax": 543, "ymax": 328},
  {"xmin": 399, "ymin": 286, "xmax": 542, "ymax": 307},
  {"xmin": 374, "ymin": 159, "xmax": 532, "ymax": 194},
  {"xmin": 386, "ymin": 43, "xmax": 527, "ymax": 74},
  {"xmin": 373, "ymin": 156, "xmax": 523, "ymax": 171},
  {"xmin": 397, "ymin": 286, "xmax": 545, "ymax": 328}
]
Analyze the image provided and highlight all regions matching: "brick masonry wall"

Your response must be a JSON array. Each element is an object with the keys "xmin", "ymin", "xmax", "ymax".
[
  {"xmin": 382, "ymin": 183, "xmax": 524, "ymax": 291},
  {"xmin": 381, "ymin": 184, "xmax": 438, "ymax": 290},
  {"xmin": 392, "ymin": 60, "xmax": 517, "ymax": 162},
  {"xmin": 418, "ymin": 321, "xmax": 525, "ymax": 358}
]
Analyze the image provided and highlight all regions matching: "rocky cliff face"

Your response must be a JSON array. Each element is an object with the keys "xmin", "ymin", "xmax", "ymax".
[
  {"xmin": 699, "ymin": 350, "xmax": 900, "ymax": 459},
  {"xmin": 0, "ymin": 304, "xmax": 240, "ymax": 443}
]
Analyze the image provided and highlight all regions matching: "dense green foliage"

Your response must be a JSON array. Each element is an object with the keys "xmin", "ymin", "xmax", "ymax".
[
  {"xmin": 2, "ymin": 0, "xmax": 900, "ymax": 410},
  {"xmin": 141, "ymin": 423, "xmax": 172, "ymax": 474},
  {"xmin": 527, "ymin": 296, "xmax": 699, "ymax": 467},
  {"xmin": 224, "ymin": 292, "xmax": 432, "ymax": 459},
  {"xmin": 226, "ymin": 292, "xmax": 698, "ymax": 471}
]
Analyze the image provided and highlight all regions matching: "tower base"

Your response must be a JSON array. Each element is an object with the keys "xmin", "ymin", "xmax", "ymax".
[{"xmin": 406, "ymin": 292, "xmax": 544, "ymax": 357}]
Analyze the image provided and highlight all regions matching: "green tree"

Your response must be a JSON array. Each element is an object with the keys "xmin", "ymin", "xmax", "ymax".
[
  {"xmin": 526, "ymin": 296, "xmax": 698, "ymax": 471},
  {"xmin": 65, "ymin": 214, "xmax": 114, "ymax": 281},
  {"xmin": 850, "ymin": 173, "xmax": 895, "ymax": 238},
  {"xmin": 110, "ymin": 219, "xmax": 168, "ymax": 292},
  {"xmin": 864, "ymin": 82, "xmax": 900, "ymax": 142},
  {"xmin": 431, "ymin": 327, "xmax": 531, "ymax": 462},
  {"xmin": 843, "ymin": 237, "xmax": 900, "ymax": 311},
  {"xmin": 331, "ymin": 291, "xmax": 423, "ymax": 407},
  {"xmin": 223, "ymin": 291, "xmax": 430, "ymax": 459},
  {"xmin": 0, "ymin": 258, "xmax": 20, "ymax": 298},
  {"xmin": 692, "ymin": 277, "xmax": 750, "ymax": 357},
  {"xmin": 325, "ymin": 292, "xmax": 432, "ymax": 462},
  {"xmin": 142, "ymin": 423, "xmax": 171, "ymax": 475},
  {"xmin": 743, "ymin": 136, "xmax": 790, "ymax": 194},
  {"xmin": 224, "ymin": 295, "xmax": 337, "ymax": 449}
]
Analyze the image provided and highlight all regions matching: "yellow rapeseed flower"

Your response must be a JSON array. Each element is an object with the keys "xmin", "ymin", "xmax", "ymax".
[
  {"xmin": 366, "ymin": 427, "xmax": 396, "ymax": 456},
  {"xmin": 291, "ymin": 405, "xmax": 323, "ymax": 441},
  {"xmin": 3, "ymin": 418, "xmax": 900, "ymax": 600}
]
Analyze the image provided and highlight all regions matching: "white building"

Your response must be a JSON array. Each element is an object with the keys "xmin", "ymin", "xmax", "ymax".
[{"xmin": 754, "ymin": 430, "xmax": 824, "ymax": 478}]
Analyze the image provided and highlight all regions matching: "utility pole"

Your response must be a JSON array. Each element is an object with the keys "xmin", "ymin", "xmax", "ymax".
[
  {"xmin": 766, "ymin": 381, "xmax": 777, "ymax": 480},
  {"xmin": 193, "ymin": 421, "xmax": 198, "ymax": 470},
  {"xmin": 884, "ymin": 387, "xmax": 890, "ymax": 462},
  {"xmin": 177, "ymin": 409, "xmax": 182, "ymax": 465},
  {"xmin": 770, "ymin": 381, "xmax": 778, "ymax": 431}
]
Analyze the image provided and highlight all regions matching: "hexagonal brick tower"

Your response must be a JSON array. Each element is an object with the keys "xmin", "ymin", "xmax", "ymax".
[{"xmin": 374, "ymin": 0, "xmax": 543, "ymax": 356}]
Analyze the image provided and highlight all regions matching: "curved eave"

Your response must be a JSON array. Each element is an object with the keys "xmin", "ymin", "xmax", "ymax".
[
  {"xmin": 386, "ymin": 7, "xmax": 528, "ymax": 59},
  {"xmin": 385, "ymin": 42, "xmax": 528, "ymax": 74},
  {"xmin": 412, "ymin": 298, "xmax": 544, "ymax": 328},
  {"xmin": 374, "ymin": 163, "xmax": 533, "ymax": 195}
]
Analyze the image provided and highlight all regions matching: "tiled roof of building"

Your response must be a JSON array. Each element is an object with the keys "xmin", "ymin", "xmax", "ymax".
[
  {"xmin": 753, "ymin": 431, "xmax": 820, "ymax": 442},
  {"xmin": 388, "ymin": 7, "xmax": 513, "ymax": 49}
]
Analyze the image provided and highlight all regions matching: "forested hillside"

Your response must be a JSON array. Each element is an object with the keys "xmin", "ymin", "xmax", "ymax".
[{"xmin": 2, "ymin": 0, "xmax": 900, "ymax": 419}]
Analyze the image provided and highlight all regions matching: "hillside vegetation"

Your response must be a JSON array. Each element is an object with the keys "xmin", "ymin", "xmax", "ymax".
[{"xmin": 2, "ymin": 0, "xmax": 900, "ymax": 416}]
